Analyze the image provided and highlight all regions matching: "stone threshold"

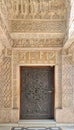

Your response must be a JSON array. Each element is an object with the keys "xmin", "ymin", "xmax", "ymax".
[
  {"xmin": 19, "ymin": 120, "xmax": 55, "ymax": 122},
  {"xmin": 0, "ymin": 120, "xmax": 55, "ymax": 127},
  {"xmin": 0, "ymin": 120, "xmax": 74, "ymax": 128},
  {"xmin": 18, "ymin": 120, "xmax": 56, "ymax": 127}
]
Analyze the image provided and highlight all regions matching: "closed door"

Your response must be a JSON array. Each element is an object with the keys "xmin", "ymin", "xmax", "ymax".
[{"xmin": 20, "ymin": 66, "xmax": 54, "ymax": 119}]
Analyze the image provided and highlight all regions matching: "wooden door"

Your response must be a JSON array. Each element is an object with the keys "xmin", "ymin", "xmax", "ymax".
[{"xmin": 20, "ymin": 66, "xmax": 54, "ymax": 119}]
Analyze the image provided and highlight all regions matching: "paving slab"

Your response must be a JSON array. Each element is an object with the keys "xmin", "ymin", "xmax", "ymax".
[
  {"xmin": 62, "ymin": 126, "xmax": 74, "ymax": 130},
  {"xmin": 0, "ymin": 127, "xmax": 11, "ymax": 130}
]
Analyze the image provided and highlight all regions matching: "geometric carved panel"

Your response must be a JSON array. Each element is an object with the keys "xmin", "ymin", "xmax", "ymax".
[
  {"xmin": 0, "ymin": 57, "xmax": 12, "ymax": 108},
  {"xmin": 11, "ymin": 20, "xmax": 65, "ymax": 33},
  {"xmin": 62, "ymin": 54, "xmax": 73, "ymax": 108},
  {"xmin": 12, "ymin": 38, "xmax": 63, "ymax": 48}
]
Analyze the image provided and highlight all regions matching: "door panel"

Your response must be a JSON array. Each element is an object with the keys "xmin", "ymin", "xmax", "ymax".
[{"xmin": 20, "ymin": 66, "xmax": 54, "ymax": 119}]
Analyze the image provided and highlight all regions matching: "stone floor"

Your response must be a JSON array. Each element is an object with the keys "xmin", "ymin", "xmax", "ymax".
[
  {"xmin": 11, "ymin": 127, "xmax": 62, "ymax": 130},
  {"xmin": 61, "ymin": 127, "xmax": 74, "ymax": 130},
  {"xmin": 0, "ymin": 126, "xmax": 74, "ymax": 130}
]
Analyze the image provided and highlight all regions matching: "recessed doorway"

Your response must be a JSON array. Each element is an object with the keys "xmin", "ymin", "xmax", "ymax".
[{"xmin": 20, "ymin": 66, "xmax": 55, "ymax": 119}]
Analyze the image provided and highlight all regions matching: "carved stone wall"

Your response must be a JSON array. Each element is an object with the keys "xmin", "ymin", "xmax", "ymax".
[
  {"xmin": 3, "ymin": 0, "xmax": 66, "ymax": 37},
  {"xmin": 10, "ymin": 20, "xmax": 66, "ymax": 33},
  {"xmin": 0, "ymin": 57, "xmax": 12, "ymax": 108},
  {"xmin": 62, "ymin": 55, "xmax": 73, "ymax": 108},
  {"xmin": 56, "ymin": 46, "xmax": 74, "ymax": 123},
  {"xmin": 0, "ymin": 43, "xmax": 5, "ymax": 62},
  {"xmin": 0, "ymin": 0, "xmax": 12, "ymax": 47},
  {"xmin": 0, "ymin": 54, "xmax": 12, "ymax": 123},
  {"xmin": 0, "ymin": 49, "xmax": 20, "ymax": 123},
  {"xmin": 13, "ymin": 50, "xmax": 56, "ymax": 65},
  {"xmin": 0, "ymin": 0, "xmax": 74, "ymax": 124},
  {"xmin": 0, "ymin": 48, "xmax": 74, "ymax": 123},
  {"xmin": 4, "ymin": 0, "xmax": 66, "ymax": 20},
  {"xmin": 12, "ymin": 38, "xmax": 63, "ymax": 48}
]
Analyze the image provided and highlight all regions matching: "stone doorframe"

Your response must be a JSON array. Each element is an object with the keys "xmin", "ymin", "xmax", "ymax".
[{"xmin": 12, "ymin": 49, "xmax": 62, "ymax": 122}]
